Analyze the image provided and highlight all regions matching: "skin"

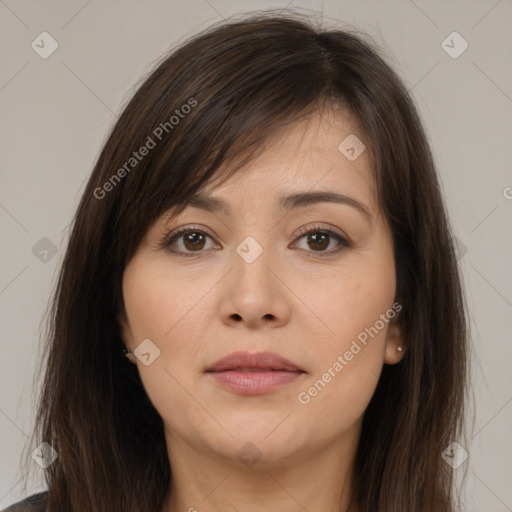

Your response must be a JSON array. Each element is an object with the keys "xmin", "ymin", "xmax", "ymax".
[{"xmin": 118, "ymin": 107, "xmax": 406, "ymax": 512}]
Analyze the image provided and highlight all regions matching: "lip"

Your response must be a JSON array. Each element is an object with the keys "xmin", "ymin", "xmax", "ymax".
[
  {"xmin": 206, "ymin": 351, "xmax": 304, "ymax": 372},
  {"xmin": 205, "ymin": 351, "xmax": 306, "ymax": 395}
]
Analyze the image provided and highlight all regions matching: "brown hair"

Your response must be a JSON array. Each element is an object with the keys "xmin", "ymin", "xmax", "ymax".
[{"xmin": 20, "ymin": 9, "xmax": 469, "ymax": 512}]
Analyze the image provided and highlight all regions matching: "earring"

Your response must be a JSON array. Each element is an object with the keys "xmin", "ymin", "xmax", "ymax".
[
  {"xmin": 122, "ymin": 345, "xmax": 138, "ymax": 364},
  {"xmin": 397, "ymin": 346, "xmax": 403, "ymax": 352}
]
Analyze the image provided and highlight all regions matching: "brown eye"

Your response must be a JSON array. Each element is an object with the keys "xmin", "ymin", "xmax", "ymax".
[
  {"xmin": 305, "ymin": 232, "xmax": 330, "ymax": 251},
  {"xmin": 181, "ymin": 231, "xmax": 207, "ymax": 251},
  {"xmin": 161, "ymin": 226, "xmax": 218, "ymax": 257},
  {"xmin": 160, "ymin": 224, "xmax": 351, "ymax": 258},
  {"xmin": 293, "ymin": 226, "xmax": 351, "ymax": 256}
]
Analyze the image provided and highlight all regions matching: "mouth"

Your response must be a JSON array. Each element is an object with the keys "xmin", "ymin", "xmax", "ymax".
[
  {"xmin": 206, "ymin": 350, "xmax": 304, "ymax": 373},
  {"xmin": 220, "ymin": 367, "xmax": 297, "ymax": 372},
  {"xmin": 205, "ymin": 351, "xmax": 305, "ymax": 395}
]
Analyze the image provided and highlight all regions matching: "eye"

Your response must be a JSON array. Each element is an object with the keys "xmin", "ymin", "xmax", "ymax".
[
  {"xmin": 159, "ymin": 225, "xmax": 218, "ymax": 257},
  {"xmin": 159, "ymin": 224, "xmax": 352, "ymax": 258},
  {"xmin": 292, "ymin": 224, "xmax": 352, "ymax": 257}
]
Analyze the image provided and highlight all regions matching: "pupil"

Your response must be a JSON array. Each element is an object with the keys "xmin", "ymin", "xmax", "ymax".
[
  {"xmin": 309, "ymin": 233, "xmax": 328, "ymax": 251},
  {"xmin": 186, "ymin": 233, "xmax": 203, "ymax": 250}
]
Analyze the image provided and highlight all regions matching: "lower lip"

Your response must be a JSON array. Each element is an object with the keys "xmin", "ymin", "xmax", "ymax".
[{"xmin": 207, "ymin": 370, "xmax": 304, "ymax": 395}]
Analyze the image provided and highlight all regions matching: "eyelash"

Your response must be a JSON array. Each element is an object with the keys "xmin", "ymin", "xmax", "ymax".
[{"xmin": 159, "ymin": 224, "xmax": 352, "ymax": 258}]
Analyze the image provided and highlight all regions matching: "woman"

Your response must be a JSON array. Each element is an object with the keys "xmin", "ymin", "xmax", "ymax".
[{"xmin": 7, "ymin": 10, "xmax": 469, "ymax": 512}]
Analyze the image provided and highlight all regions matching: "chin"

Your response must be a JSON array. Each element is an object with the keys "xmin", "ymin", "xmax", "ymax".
[{"xmin": 213, "ymin": 419, "xmax": 309, "ymax": 465}]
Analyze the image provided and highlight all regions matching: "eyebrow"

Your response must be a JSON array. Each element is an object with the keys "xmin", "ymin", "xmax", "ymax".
[{"xmin": 185, "ymin": 191, "xmax": 372, "ymax": 220}]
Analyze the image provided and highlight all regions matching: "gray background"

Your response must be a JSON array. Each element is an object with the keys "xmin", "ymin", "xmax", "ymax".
[{"xmin": 1, "ymin": 0, "xmax": 511, "ymax": 510}]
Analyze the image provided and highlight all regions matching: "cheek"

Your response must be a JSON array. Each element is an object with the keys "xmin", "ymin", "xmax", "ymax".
[
  {"xmin": 122, "ymin": 260, "xmax": 209, "ymax": 436},
  {"xmin": 122, "ymin": 257, "xmax": 208, "ymax": 342},
  {"xmin": 294, "ymin": 247, "xmax": 396, "ymax": 417},
  {"xmin": 305, "ymin": 253, "xmax": 396, "ymax": 352},
  {"xmin": 293, "ymin": 292, "xmax": 395, "ymax": 439},
  {"xmin": 121, "ymin": 258, "xmax": 211, "ymax": 390}
]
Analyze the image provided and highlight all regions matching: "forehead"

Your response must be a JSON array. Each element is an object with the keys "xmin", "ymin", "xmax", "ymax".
[
  {"xmin": 155, "ymin": 107, "xmax": 378, "ymax": 230},
  {"xmin": 201, "ymin": 108, "xmax": 375, "ymax": 209}
]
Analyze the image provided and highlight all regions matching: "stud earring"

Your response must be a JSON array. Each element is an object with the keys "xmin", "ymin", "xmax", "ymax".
[
  {"xmin": 121, "ymin": 345, "xmax": 133, "ymax": 361},
  {"xmin": 397, "ymin": 346, "xmax": 403, "ymax": 352}
]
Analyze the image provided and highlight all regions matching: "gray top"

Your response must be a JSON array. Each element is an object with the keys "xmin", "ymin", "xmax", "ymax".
[{"xmin": 2, "ymin": 492, "xmax": 48, "ymax": 512}]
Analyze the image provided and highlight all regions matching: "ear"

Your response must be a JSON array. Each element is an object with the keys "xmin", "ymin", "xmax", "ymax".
[
  {"xmin": 384, "ymin": 312, "xmax": 406, "ymax": 365},
  {"xmin": 116, "ymin": 310, "xmax": 130, "ymax": 344},
  {"xmin": 116, "ymin": 310, "xmax": 138, "ymax": 365}
]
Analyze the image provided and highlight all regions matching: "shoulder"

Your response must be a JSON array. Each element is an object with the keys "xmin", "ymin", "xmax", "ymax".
[{"xmin": 2, "ymin": 491, "xmax": 48, "ymax": 511}]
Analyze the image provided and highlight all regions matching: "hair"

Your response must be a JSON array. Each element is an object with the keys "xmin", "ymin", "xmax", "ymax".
[{"xmin": 19, "ymin": 9, "xmax": 470, "ymax": 512}]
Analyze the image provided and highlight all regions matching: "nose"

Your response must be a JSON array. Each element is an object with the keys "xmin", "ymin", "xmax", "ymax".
[{"xmin": 218, "ymin": 239, "xmax": 291, "ymax": 329}]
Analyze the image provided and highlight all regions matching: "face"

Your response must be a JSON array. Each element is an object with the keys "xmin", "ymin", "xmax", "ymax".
[{"xmin": 119, "ymin": 107, "xmax": 405, "ymax": 470}]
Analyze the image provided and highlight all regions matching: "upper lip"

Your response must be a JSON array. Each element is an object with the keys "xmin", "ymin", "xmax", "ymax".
[{"xmin": 206, "ymin": 351, "xmax": 305, "ymax": 372}]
